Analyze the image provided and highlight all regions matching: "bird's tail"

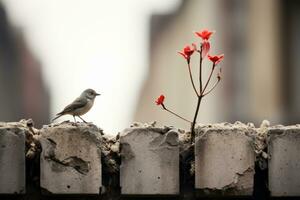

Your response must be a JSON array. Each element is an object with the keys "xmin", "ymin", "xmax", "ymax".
[{"xmin": 52, "ymin": 114, "xmax": 63, "ymax": 122}]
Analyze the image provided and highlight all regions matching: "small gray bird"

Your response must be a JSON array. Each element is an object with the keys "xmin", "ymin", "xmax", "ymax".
[{"xmin": 52, "ymin": 89, "xmax": 100, "ymax": 123}]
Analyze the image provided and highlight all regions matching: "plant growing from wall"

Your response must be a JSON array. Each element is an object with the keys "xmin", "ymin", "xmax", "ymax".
[{"xmin": 155, "ymin": 29, "xmax": 224, "ymax": 143}]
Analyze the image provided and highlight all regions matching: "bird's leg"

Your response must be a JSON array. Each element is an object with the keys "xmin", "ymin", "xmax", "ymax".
[
  {"xmin": 72, "ymin": 115, "xmax": 79, "ymax": 126},
  {"xmin": 73, "ymin": 115, "xmax": 77, "ymax": 123},
  {"xmin": 78, "ymin": 116, "xmax": 87, "ymax": 123}
]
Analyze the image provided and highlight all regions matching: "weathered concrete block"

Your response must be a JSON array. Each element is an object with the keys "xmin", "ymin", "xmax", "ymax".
[
  {"xmin": 120, "ymin": 124, "xmax": 179, "ymax": 195},
  {"xmin": 195, "ymin": 123, "xmax": 255, "ymax": 196},
  {"xmin": 40, "ymin": 122, "xmax": 102, "ymax": 194},
  {"xmin": 0, "ymin": 122, "xmax": 26, "ymax": 194},
  {"xmin": 268, "ymin": 125, "xmax": 300, "ymax": 196}
]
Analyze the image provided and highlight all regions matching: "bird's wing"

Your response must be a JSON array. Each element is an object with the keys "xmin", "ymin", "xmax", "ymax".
[{"xmin": 57, "ymin": 97, "xmax": 87, "ymax": 115}]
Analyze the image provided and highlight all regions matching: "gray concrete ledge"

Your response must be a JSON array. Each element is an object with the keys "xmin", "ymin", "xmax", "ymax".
[
  {"xmin": 195, "ymin": 122, "xmax": 255, "ymax": 196},
  {"xmin": 40, "ymin": 122, "xmax": 102, "ymax": 194},
  {"xmin": 120, "ymin": 123, "xmax": 179, "ymax": 195},
  {"xmin": 268, "ymin": 125, "xmax": 300, "ymax": 196},
  {"xmin": 0, "ymin": 122, "xmax": 26, "ymax": 194},
  {"xmin": 3, "ymin": 120, "xmax": 300, "ymax": 197}
]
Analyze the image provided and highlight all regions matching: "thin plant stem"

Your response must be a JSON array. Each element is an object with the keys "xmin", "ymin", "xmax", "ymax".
[
  {"xmin": 162, "ymin": 104, "xmax": 192, "ymax": 124},
  {"xmin": 190, "ymin": 44, "xmax": 204, "ymax": 144},
  {"xmin": 202, "ymin": 78, "xmax": 220, "ymax": 96},
  {"xmin": 187, "ymin": 61, "xmax": 199, "ymax": 97},
  {"xmin": 190, "ymin": 95, "xmax": 202, "ymax": 143},
  {"xmin": 199, "ymin": 45, "xmax": 203, "ymax": 93},
  {"xmin": 202, "ymin": 63, "xmax": 216, "ymax": 95}
]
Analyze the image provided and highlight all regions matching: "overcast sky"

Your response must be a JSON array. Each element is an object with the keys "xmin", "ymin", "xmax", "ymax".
[{"xmin": 2, "ymin": 0, "xmax": 180, "ymax": 134}]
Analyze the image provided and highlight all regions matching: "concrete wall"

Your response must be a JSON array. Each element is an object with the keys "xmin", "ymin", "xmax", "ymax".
[
  {"xmin": 195, "ymin": 123, "xmax": 255, "ymax": 196},
  {"xmin": 0, "ymin": 122, "xmax": 26, "ymax": 194},
  {"xmin": 1, "ymin": 121, "xmax": 300, "ymax": 198},
  {"xmin": 120, "ymin": 124, "xmax": 179, "ymax": 195},
  {"xmin": 40, "ymin": 122, "xmax": 102, "ymax": 194},
  {"xmin": 268, "ymin": 125, "xmax": 300, "ymax": 196}
]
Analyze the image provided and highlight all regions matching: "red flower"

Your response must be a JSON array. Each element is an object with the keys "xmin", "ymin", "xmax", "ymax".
[
  {"xmin": 195, "ymin": 29, "xmax": 214, "ymax": 40},
  {"xmin": 208, "ymin": 54, "xmax": 224, "ymax": 65},
  {"xmin": 201, "ymin": 40, "xmax": 210, "ymax": 58},
  {"xmin": 155, "ymin": 95, "xmax": 165, "ymax": 105},
  {"xmin": 178, "ymin": 44, "xmax": 195, "ymax": 62}
]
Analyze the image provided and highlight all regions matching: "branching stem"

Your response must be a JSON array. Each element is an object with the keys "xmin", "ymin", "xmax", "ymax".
[
  {"xmin": 202, "ymin": 78, "xmax": 220, "ymax": 97},
  {"xmin": 187, "ymin": 61, "xmax": 199, "ymax": 97},
  {"xmin": 162, "ymin": 104, "xmax": 192, "ymax": 123},
  {"xmin": 202, "ymin": 64, "xmax": 216, "ymax": 95}
]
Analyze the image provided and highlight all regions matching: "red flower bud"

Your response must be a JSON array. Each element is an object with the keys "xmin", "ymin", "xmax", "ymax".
[
  {"xmin": 208, "ymin": 54, "xmax": 224, "ymax": 65},
  {"xmin": 201, "ymin": 40, "xmax": 210, "ymax": 58},
  {"xmin": 155, "ymin": 95, "xmax": 165, "ymax": 105},
  {"xmin": 195, "ymin": 29, "xmax": 214, "ymax": 40}
]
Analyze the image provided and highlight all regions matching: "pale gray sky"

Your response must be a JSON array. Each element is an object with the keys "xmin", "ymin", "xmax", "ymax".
[{"xmin": 2, "ymin": 0, "xmax": 180, "ymax": 134}]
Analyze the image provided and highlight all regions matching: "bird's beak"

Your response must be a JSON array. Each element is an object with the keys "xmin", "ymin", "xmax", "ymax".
[{"xmin": 96, "ymin": 93, "xmax": 101, "ymax": 96}]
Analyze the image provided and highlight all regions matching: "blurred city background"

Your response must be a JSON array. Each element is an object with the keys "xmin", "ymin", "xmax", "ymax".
[{"xmin": 0, "ymin": 0, "xmax": 299, "ymax": 134}]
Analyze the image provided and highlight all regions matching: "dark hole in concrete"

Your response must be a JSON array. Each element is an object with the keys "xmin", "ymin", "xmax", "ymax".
[
  {"xmin": 25, "ymin": 139, "xmax": 42, "ymax": 200},
  {"xmin": 253, "ymin": 146, "xmax": 270, "ymax": 199},
  {"xmin": 101, "ymin": 134, "xmax": 121, "ymax": 200},
  {"xmin": 180, "ymin": 143, "xmax": 195, "ymax": 199},
  {"xmin": 67, "ymin": 185, "xmax": 70, "ymax": 189}
]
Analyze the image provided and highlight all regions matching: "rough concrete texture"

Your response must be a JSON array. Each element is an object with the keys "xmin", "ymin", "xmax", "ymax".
[
  {"xmin": 40, "ymin": 122, "xmax": 102, "ymax": 194},
  {"xmin": 0, "ymin": 121, "xmax": 27, "ymax": 194},
  {"xmin": 268, "ymin": 125, "xmax": 300, "ymax": 196},
  {"xmin": 195, "ymin": 122, "xmax": 255, "ymax": 196},
  {"xmin": 120, "ymin": 122, "xmax": 179, "ymax": 195}
]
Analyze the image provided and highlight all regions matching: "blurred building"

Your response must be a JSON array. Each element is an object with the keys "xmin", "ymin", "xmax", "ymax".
[
  {"xmin": 134, "ymin": 0, "xmax": 300, "ymax": 129},
  {"xmin": 0, "ymin": 3, "xmax": 50, "ymax": 127}
]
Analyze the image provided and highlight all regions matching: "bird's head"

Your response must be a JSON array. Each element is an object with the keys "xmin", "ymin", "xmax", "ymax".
[{"xmin": 82, "ymin": 89, "xmax": 100, "ymax": 100}]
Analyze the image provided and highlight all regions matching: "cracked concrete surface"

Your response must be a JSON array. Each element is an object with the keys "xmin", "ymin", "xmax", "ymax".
[
  {"xmin": 195, "ymin": 122, "xmax": 255, "ymax": 196},
  {"xmin": 0, "ymin": 121, "xmax": 27, "ymax": 194},
  {"xmin": 120, "ymin": 122, "xmax": 179, "ymax": 195},
  {"xmin": 40, "ymin": 122, "xmax": 102, "ymax": 194},
  {"xmin": 5, "ymin": 119, "xmax": 300, "ymax": 197},
  {"xmin": 268, "ymin": 125, "xmax": 300, "ymax": 196}
]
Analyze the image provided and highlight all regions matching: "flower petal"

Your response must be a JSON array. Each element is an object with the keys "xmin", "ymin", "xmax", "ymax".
[
  {"xmin": 195, "ymin": 29, "xmax": 214, "ymax": 40},
  {"xmin": 201, "ymin": 41, "xmax": 210, "ymax": 58},
  {"xmin": 178, "ymin": 52, "xmax": 188, "ymax": 60},
  {"xmin": 215, "ymin": 54, "xmax": 224, "ymax": 64},
  {"xmin": 208, "ymin": 54, "xmax": 224, "ymax": 65}
]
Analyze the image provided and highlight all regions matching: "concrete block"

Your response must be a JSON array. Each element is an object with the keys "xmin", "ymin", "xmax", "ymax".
[
  {"xmin": 195, "ymin": 123, "xmax": 255, "ymax": 196},
  {"xmin": 0, "ymin": 122, "xmax": 26, "ymax": 194},
  {"xmin": 120, "ymin": 124, "xmax": 179, "ymax": 195},
  {"xmin": 40, "ymin": 122, "xmax": 102, "ymax": 194},
  {"xmin": 268, "ymin": 125, "xmax": 300, "ymax": 196}
]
